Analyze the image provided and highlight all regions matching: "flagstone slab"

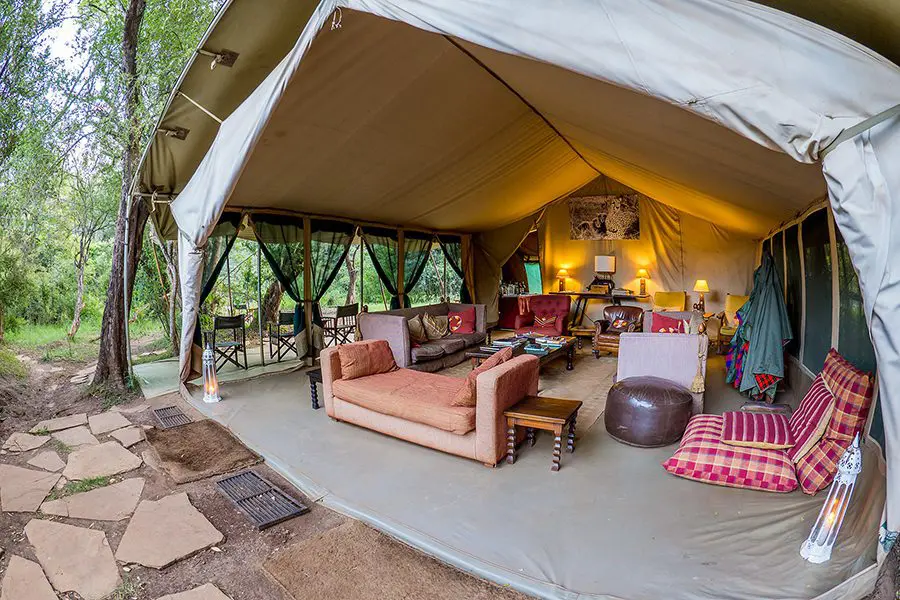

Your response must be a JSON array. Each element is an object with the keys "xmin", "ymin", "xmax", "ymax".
[
  {"xmin": 62, "ymin": 441, "xmax": 142, "ymax": 481},
  {"xmin": 109, "ymin": 426, "xmax": 144, "ymax": 448},
  {"xmin": 2, "ymin": 432, "xmax": 50, "ymax": 453},
  {"xmin": 52, "ymin": 426, "xmax": 99, "ymax": 448},
  {"xmin": 26, "ymin": 451, "xmax": 65, "ymax": 472},
  {"xmin": 111, "ymin": 403, "xmax": 150, "ymax": 415},
  {"xmin": 0, "ymin": 465, "xmax": 60, "ymax": 512},
  {"xmin": 30, "ymin": 413, "xmax": 87, "ymax": 434},
  {"xmin": 0, "ymin": 555, "xmax": 58, "ymax": 600},
  {"xmin": 40, "ymin": 478, "xmax": 144, "ymax": 521},
  {"xmin": 156, "ymin": 583, "xmax": 231, "ymax": 600},
  {"xmin": 25, "ymin": 519, "xmax": 121, "ymax": 600},
  {"xmin": 116, "ymin": 492, "xmax": 224, "ymax": 569},
  {"xmin": 88, "ymin": 412, "xmax": 132, "ymax": 436}
]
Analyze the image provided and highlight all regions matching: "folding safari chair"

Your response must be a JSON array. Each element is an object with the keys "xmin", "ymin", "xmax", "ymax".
[
  {"xmin": 322, "ymin": 303, "xmax": 359, "ymax": 347},
  {"xmin": 211, "ymin": 314, "xmax": 248, "ymax": 370},
  {"xmin": 268, "ymin": 311, "xmax": 298, "ymax": 362}
]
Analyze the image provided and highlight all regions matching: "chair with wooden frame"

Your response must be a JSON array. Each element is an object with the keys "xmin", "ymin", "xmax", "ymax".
[
  {"xmin": 322, "ymin": 303, "xmax": 359, "ymax": 347},
  {"xmin": 210, "ymin": 314, "xmax": 248, "ymax": 370},
  {"xmin": 268, "ymin": 311, "xmax": 298, "ymax": 362}
]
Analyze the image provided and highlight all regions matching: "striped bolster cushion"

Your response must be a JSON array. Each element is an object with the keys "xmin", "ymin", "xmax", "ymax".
[
  {"xmin": 722, "ymin": 412, "xmax": 794, "ymax": 450},
  {"xmin": 787, "ymin": 374, "xmax": 835, "ymax": 463}
]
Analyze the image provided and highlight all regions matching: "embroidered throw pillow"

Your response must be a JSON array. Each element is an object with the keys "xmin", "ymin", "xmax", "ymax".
[
  {"xmin": 534, "ymin": 314, "xmax": 558, "ymax": 328},
  {"xmin": 651, "ymin": 312, "xmax": 686, "ymax": 334},
  {"xmin": 407, "ymin": 314, "xmax": 428, "ymax": 344},
  {"xmin": 821, "ymin": 348, "xmax": 875, "ymax": 442},
  {"xmin": 607, "ymin": 318, "xmax": 637, "ymax": 333},
  {"xmin": 422, "ymin": 313, "xmax": 449, "ymax": 340},
  {"xmin": 787, "ymin": 374, "xmax": 835, "ymax": 463},
  {"xmin": 721, "ymin": 412, "xmax": 794, "ymax": 450},
  {"xmin": 448, "ymin": 307, "xmax": 476, "ymax": 334},
  {"xmin": 451, "ymin": 347, "xmax": 514, "ymax": 407},
  {"xmin": 337, "ymin": 340, "xmax": 397, "ymax": 380}
]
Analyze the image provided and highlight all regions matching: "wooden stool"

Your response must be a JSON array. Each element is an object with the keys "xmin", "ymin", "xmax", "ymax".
[{"xmin": 504, "ymin": 396, "xmax": 582, "ymax": 471}]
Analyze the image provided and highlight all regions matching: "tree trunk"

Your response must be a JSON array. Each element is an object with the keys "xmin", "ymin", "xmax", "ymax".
[
  {"xmin": 93, "ymin": 0, "xmax": 147, "ymax": 389},
  {"xmin": 344, "ymin": 245, "xmax": 358, "ymax": 305},
  {"xmin": 0, "ymin": 305, "xmax": 4, "ymax": 343},
  {"xmin": 262, "ymin": 280, "xmax": 283, "ymax": 325},
  {"xmin": 68, "ymin": 263, "xmax": 85, "ymax": 339}
]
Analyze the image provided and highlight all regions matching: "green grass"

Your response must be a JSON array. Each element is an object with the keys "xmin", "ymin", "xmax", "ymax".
[
  {"xmin": 49, "ymin": 476, "xmax": 111, "ymax": 499},
  {"xmin": 106, "ymin": 576, "xmax": 141, "ymax": 599},
  {"xmin": 31, "ymin": 427, "xmax": 50, "ymax": 436},
  {"xmin": 0, "ymin": 347, "xmax": 26, "ymax": 378},
  {"xmin": 51, "ymin": 439, "xmax": 72, "ymax": 455},
  {"xmin": 7, "ymin": 318, "xmax": 166, "ymax": 364}
]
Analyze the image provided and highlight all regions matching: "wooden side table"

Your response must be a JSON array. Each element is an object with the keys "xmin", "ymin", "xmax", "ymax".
[
  {"xmin": 307, "ymin": 368, "xmax": 323, "ymax": 410},
  {"xmin": 504, "ymin": 396, "xmax": 583, "ymax": 471}
]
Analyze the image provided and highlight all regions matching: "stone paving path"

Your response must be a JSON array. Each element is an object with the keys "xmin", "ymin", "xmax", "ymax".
[
  {"xmin": 110, "ymin": 425, "xmax": 145, "ymax": 448},
  {"xmin": 25, "ymin": 519, "xmax": 121, "ymax": 600},
  {"xmin": 0, "ymin": 465, "xmax": 60, "ymax": 512},
  {"xmin": 116, "ymin": 492, "xmax": 224, "ymax": 569},
  {"xmin": 30, "ymin": 413, "xmax": 87, "ymax": 433},
  {"xmin": 88, "ymin": 411, "xmax": 132, "ymax": 436},
  {"xmin": 63, "ymin": 441, "xmax": 143, "ymax": 480},
  {"xmin": 2, "ymin": 432, "xmax": 50, "ymax": 453},
  {"xmin": 40, "ymin": 477, "xmax": 145, "ymax": 521},
  {"xmin": 0, "ymin": 555, "xmax": 58, "ymax": 600},
  {"xmin": 51, "ymin": 425, "xmax": 99, "ymax": 448},
  {"xmin": 156, "ymin": 583, "xmax": 232, "ymax": 600},
  {"xmin": 26, "ymin": 450, "xmax": 65, "ymax": 472}
]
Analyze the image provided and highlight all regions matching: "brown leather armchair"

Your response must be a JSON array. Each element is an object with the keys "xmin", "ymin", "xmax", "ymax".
[{"xmin": 593, "ymin": 305, "xmax": 645, "ymax": 357}]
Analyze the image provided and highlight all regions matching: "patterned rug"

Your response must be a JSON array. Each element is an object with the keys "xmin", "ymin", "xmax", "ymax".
[{"xmin": 441, "ymin": 349, "xmax": 618, "ymax": 432}]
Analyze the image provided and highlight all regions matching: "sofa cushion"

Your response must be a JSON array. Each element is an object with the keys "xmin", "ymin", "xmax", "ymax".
[
  {"xmin": 410, "ymin": 342, "xmax": 445, "ymax": 364},
  {"xmin": 651, "ymin": 312, "xmax": 687, "ymax": 334},
  {"xmin": 430, "ymin": 336, "xmax": 466, "ymax": 355},
  {"xmin": 795, "ymin": 437, "xmax": 848, "ymax": 495},
  {"xmin": 337, "ymin": 340, "xmax": 397, "ymax": 380},
  {"xmin": 448, "ymin": 307, "xmax": 476, "ymax": 334},
  {"xmin": 407, "ymin": 314, "xmax": 428, "ymax": 344},
  {"xmin": 594, "ymin": 332, "xmax": 622, "ymax": 344},
  {"xmin": 452, "ymin": 347, "xmax": 514, "ymax": 407},
  {"xmin": 821, "ymin": 348, "xmax": 875, "ymax": 442},
  {"xmin": 452, "ymin": 331, "xmax": 486, "ymax": 348},
  {"xmin": 662, "ymin": 415, "xmax": 798, "ymax": 493},
  {"xmin": 787, "ymin": 374, "xmax": 835, "ymax": 462},
  {"xmin": 534, "ymin": 314, "xmax": 558, "ymax": 328},
  {"xmin": 721, "ymin": 412, "xmax": 794, "ymax": 450},
  {"xmin": 422, "ymin": 313, "xmax": 449, "ymax": 339},
  {"xmin": 333, "ymin": 369, "xmax": 474, "ymax": 434}
]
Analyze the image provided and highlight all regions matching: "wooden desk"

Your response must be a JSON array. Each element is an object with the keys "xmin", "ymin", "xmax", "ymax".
[
  {"xmin": 504, "ymin": 396, "xmax": 583, "ymax": 471},
  {"xmin": 549, "ymin": 290, "xmax": 650, "ymax": 328}
]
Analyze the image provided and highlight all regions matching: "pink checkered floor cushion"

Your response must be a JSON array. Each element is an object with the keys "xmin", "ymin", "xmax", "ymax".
[
  {"xmin": 662, "ymin": 415, "xmax": 798, "ymax": 493},
  {"xmin": 722, "ymin": 411, "xmax": 794, "ymax": 450}
]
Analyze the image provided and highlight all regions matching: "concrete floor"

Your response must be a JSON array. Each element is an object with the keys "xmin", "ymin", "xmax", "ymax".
[{"xmin": 179, "ymin": 349, "xmax": 884, "ymax": 600}]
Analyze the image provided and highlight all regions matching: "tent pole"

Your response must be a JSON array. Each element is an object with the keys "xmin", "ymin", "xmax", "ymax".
[
  {"xmin": 358, "ymin": 236, "xmax": 364, "ymax": 310},
  {"xmin": 303, "ymin": 217, "xmax": 313, "ymax": 363},
  {"xmin": 257, "ymin": 245, "xmax": 265, "ymax": 366},
  {"xmin": 226, "ymin": 254, "xmax": 234, "ymax": 315}
]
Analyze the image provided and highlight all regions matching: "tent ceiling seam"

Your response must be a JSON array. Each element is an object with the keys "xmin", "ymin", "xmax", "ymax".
[{"xmin": 442, "ymin": 35, "xmax": 601, "ymax": 177}]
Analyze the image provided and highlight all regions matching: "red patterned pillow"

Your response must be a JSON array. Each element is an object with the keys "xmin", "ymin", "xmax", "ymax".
[
  {"xmin": 795, "ymin": 437, "xmax": 848, "ymax": 495},
  {"xmin": 787, "ymin": 374, "xmax": 835, "ymax": 462},
  {"xmin": 607, "ymin": 318, "xmax": 637, "ymax": 333},
  {"xmin": 651, "ymin": 312, "xmax": 686, "ymax": 334},
  {"xmin": 721, "ymin": 412, "xmax": 794, "ymax": 450},
  {"xmin": 448, "ymin": 307, "xmax": 476, "ymax": 334},
  {"xmin": 662, "ymin": 415, "xmax": 798, "ymax": 493},
  {"xmin": 821, "ymin": 348, "xmax": 874, "ymax": 442},
  {"xmin": 534, "ymin": 314, "xmax": 558, "ymax": 327}
]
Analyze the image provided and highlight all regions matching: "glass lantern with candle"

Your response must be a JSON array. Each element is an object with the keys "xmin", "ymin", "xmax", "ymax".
[{"xmin": 202, "ymin": 342, "xmax": 221, "ymax": 403}]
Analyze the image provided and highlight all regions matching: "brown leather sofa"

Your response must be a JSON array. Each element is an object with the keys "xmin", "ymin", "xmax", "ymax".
[{"xmin": 592, "ymin": 305, "xmax": 644, "ymax": 357}]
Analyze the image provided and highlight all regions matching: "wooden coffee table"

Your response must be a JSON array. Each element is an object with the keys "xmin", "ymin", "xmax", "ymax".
[
  {"xmin": 466, "ymin": 336, "xmax": 578, "ymax": 371},
  {"xmin": 504, "ymin": 395, "xmax": 583, "ymax": 471}
]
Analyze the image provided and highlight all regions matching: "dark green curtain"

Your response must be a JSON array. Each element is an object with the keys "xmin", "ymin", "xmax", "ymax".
[
  {"xmin": 193, "ymin": 212, "xmax": 242, "ymax": 348},
  {"xmin": 401, "ymin": 231, "xmax": 433, "ymax": 308},
  {"xmin": 252, "ymin": 215, "xmax": 305, "ymax": 337},
  {"xmin": 801, "ymin": 209, "xmax": 833, "ymax": 373},
  {"xmin": 784, "ymin": 225, "xmax": 802, "ymax": 357},
  {"xmin": 309, "ymin": 219, "xmax": 356, "ymax": 327},
  {"xmin": 437, "ymin": 234, "xmax": 472, "ymax": 303},
  {"xmin": 362, "ymin": 227, "xmax": 401, "ymax": 309},
  {"xmin": 773, "ymin": 230, "xmax": 785, "ymax": 298}
]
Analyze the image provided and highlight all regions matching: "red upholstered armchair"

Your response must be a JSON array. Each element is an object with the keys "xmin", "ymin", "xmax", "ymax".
[{"xmin": 514, "ymin": 294, "xmax": 570, "ymax": 336}]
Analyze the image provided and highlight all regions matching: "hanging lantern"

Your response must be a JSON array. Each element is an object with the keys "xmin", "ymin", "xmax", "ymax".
[
  {"xmin": 800, "ymin": 433, "xmax": 863, "ymax": 564},
  {"xmin": 202, "ymin": 343, "xmax": 221, "ymax": 403}
]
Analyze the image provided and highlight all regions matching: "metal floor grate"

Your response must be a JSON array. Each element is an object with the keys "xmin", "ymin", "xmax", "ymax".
[
  {"xmin": 153, "ymin": 406, "xmax": 192, "ymax": 429},
  {"xmin": 217, "ymin": 470, "xmax": 308, "ymax": 530}
]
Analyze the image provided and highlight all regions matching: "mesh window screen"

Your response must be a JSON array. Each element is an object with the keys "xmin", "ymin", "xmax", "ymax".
[
  {"xmin": 784, "ymin": 225, "xmax": 802, "ymax": 357},
  {"xmin": 834, "ymin": 225, "xmax": 882, "ymax": 448},
  {"xmin": 801, "ymin": 210, "xmax": 833, "ymax": 372},
  {"xmin": 773, "ymin": 231, "xmax": 785, "ymax": 299}
]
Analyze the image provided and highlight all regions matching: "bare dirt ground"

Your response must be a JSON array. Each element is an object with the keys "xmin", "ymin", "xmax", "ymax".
[{"xmin": 0, "ymin": 349, "xmax": 529, "ymax": 599}]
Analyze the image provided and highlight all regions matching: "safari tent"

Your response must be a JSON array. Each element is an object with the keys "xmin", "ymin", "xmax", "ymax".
[{"xmin": 130, "ymin": 1, "xmax": 900, "ymax": 598}]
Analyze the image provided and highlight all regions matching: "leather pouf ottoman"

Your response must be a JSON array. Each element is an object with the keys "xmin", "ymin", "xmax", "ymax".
[{"xmin": 604, "ymin": 376, "xmax": 693, "ymax": 447}]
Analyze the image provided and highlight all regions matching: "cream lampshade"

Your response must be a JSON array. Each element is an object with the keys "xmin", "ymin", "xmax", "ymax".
[
  {"xmin": 594, "ymin": 255, "xmax": 616, "ymax": 274},
  {"xmin": 693, "ymin": 279, "xmax": 709, "ymax": 313},
  {"xmin": 556, "ymin": 269, "xmax": 569, "ymax": 292}
]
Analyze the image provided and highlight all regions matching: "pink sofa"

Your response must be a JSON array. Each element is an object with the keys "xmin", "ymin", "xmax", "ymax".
[
  {"xmin": 321, "ymin": 346, "xmax": 539, "ymax": 466},
  {"xmin": 514, "ymin": 294, "xmax": 571, "ymax": 336}
]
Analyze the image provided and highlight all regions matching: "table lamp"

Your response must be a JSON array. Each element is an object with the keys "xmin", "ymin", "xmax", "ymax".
[
  {"xmin": 591, "ymin": 255, "xmax": 617, "ymax": 291},
  {"xmin": 636, "ymin": 268, "xmax": 650, "ymax": 296},
  {"xmin": 556, "ymin": 269, "xmax": 569, "ymax": 292},
  {"xmin": 693, "ymin": 279, "xmax": 710, "ymax": 313}
]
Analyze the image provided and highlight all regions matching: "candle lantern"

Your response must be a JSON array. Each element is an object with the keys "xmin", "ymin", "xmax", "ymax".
[
  {"xmin": 202, "ymin": 342, "xmax": 221, "ymax": 403},
  {"xmin": 800, "ymin": 433, "xmax": 862, "ymax": 564}
]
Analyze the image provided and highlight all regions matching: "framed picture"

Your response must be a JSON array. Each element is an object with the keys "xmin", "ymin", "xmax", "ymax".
[{"xmin": 568, "ymin": 195, "xmax": 641, "ymax": 240}]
